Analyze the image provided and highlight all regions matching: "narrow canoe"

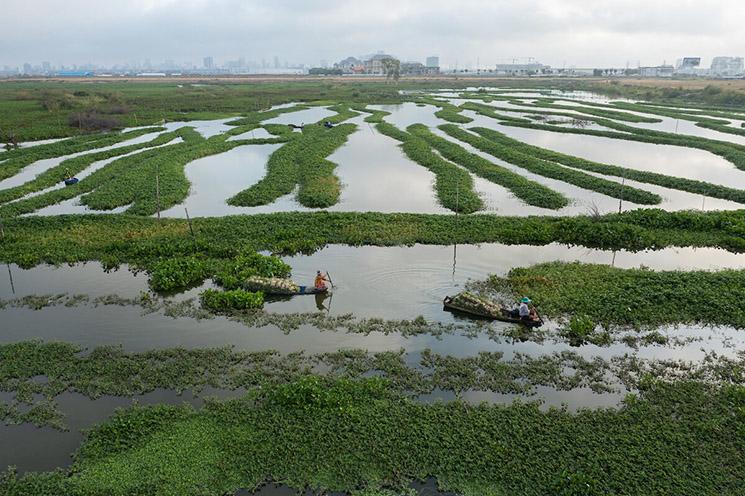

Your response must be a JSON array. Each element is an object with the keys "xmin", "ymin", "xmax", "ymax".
[
  {"xmin": 263, "ymin": 286, "xmax": 328, "ymax": 296},
  {"xmin": 443, "ymin": 296, "xmax": 543, "ymax": 328}
]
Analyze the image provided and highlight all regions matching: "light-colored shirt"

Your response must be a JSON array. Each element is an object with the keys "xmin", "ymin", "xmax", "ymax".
[{"xmin": 519, "ymin": 303, "xmax": 530, "ymax": 317}]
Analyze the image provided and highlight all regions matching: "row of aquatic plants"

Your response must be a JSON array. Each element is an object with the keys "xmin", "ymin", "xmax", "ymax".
[
  {"xmin": 2, "ymin": 374, "xmax": 742, "ymax": 495},
  {"xmin": 441, "ymin": 125, "xmax": 662, "ymax": 205},
  {"xmin": 5, "ymin": 340, "xmax": 745, "ymax": 428},
  {"xmin": 2, "ymin": 209, "xmax": 745, "ymax": 269},
  {"xmin": 0, "ymin": 128, "xmax": 187, "ymax": 205},
  {"xmin": 496, "ymin": 111, "xmax": 745, "ymax": 172},
  {"xmin": 0, "ymin": 128, "xmax": 288, "ymax": 217},
  {"xmin": 375, "ymin": 122, "xmax": 482, "ymax": 213},
  {"xmin": 148, "ymin": 251, "xmax": 290, "ymax": 292},
  {"xmin": 0, "ymin": 127, "xmax": 163, "ymax": 181},
  {"xmin": 228, "ymin": 123, "xmax": 356, "ymax": 208},
  {"xmin": 417, "ymin": 96, "xmax": 474, "ymax": 123},
  {"xmin": 532, "ymin": 100, "xmax": 663, "ymax": 123},
  {"xmin": 406, "ymin": 124, "xmax": 568, "ymax": 209},
  {"xmin": 484, "ymin": 261, "xmax": 745, "ymax": 329},
  {"xmin": 224, "ymin": 104, "xmax": 309, "ymax": 126},
  {"xmin": 200, "ymin": 288, "xmax": 264, "ymax": 311},
  {"xmin": 469, "ymin": 126, "xmax": 745, "ymax": 205},
  {"xmin": 348, "ymin": 104, "xmax": 391, "ymax": 123}
]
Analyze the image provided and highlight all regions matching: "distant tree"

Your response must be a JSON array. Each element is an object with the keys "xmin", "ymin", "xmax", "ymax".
[{"xmin": 381, "ymin": 58, "xmax": 401, "ymax": 84}]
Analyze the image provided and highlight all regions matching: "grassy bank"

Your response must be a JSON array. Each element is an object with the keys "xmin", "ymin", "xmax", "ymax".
[{"xmin": 2, "ymin": 376, "xmax": 742, "ymax": 495}]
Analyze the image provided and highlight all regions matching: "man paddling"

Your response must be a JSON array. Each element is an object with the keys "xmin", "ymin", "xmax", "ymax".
[{"xmin": 314, "ymin": 270, "xmax": 330, "ymax": 291}]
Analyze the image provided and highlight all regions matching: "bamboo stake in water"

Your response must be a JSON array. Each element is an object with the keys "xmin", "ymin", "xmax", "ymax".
[
  {"xmin": 185, "ymin": 208, "xmax": 195, "ymax": 239},
  {"xmin": 155, "ymin": 164, "xmax": 161, "ymax": 224}
]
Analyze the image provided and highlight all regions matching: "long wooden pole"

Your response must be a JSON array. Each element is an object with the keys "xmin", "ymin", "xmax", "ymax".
[
  {"xmin": 155, "ymin": 164, "xmax": 161, "ymax": 224},
  {"xmin": 184, "ymin": 208, "xmax": 195, "ymax": 238}
]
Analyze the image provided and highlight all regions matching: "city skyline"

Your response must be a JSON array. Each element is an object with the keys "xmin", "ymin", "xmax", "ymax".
[{"xmin": 2, "ymin": 0, "xmax": 744, "ymax": 69}]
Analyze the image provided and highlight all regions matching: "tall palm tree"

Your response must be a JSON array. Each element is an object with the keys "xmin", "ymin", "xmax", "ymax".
[{"xmin": 381, "ymin": 58, "xmax": 401, "ymax": 84}]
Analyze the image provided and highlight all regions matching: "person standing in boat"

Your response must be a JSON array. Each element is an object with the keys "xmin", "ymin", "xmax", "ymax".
[
  {"xmin": 518, "ymin": 297, "xmax": 531, "ymax": 321},
  {"xmin": 314, "ymin": 270, "xmax": 330, "ymax": 291}
]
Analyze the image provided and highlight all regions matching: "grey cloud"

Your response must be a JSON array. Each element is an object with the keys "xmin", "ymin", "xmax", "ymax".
[{"xmin": 1, "ymin": 0, "xmax": 743, "ymax": 68}]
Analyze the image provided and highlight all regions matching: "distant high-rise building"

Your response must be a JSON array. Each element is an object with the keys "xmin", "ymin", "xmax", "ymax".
[
  {"xmin": 42, "ymin": 61, "xmax": 51, "ymax": 73},
  {"xmin": 711, "ymin": 56, "xmax": 744, "ymax": 78},
  {"xmin": 22, "ymin": 63, "xmax": 32, "ymax": 75},
  {"xmin": 203, "ymin": 56, "xmax": 214, "ymax": 69},
  {"xmin": 274, "ymin": 56, "xmax": 280, "ymax": 69},
  {"xmin": 426, "ymin": 56, "xmax": 439, "ymax": 68},
  {"xmin": 674, "ymin": 57, "xmax": 701, "ymax": 75}
]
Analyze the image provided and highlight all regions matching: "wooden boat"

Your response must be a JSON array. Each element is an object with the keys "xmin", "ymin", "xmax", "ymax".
[
  {"xmin": 263, "ymin": 285, "xmax": 328, "ymax": 296},
  {"xmin": 64, "ymin": 177, "xmax": 79, "ymax": 186},
  {"xmin": 442, "ymin": 296, "xmax": 543, "ymax": 328}
]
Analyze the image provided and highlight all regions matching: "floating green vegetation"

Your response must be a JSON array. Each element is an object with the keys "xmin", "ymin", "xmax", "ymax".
[
  {"xmin": 441, "ymin": 125, "xmax": 662, "ymax": 205},
  {"xmin": 484, "ymin": 261, "xmax": 745, "ymax": 329},
  {"xmin": 2, "ymin": 373, "xmax": 743, "ymax": 495},
  {"xmin": 532, "ymin": 100, "xmax": 663, "ymax": 123},
  {"xmin": 348, "ymin": 104, "xmax": 391, "ymax": 123},
  {"xmin": 148, "ymin": 256, "xmax": 211, "ymax": 292},
  {"xmin": 324, "ymin": 103, "xmax": 361, "ymax": 124},
  {"xmin": 374, "ymin": 122, "xmax": 482, "ymax": 213},
  {"xmin": 212, "ymin": 252, "xmax": 291, "ymax": 289},
  {"xmin": 407, "ymin": 124, "xmax": 568, "ymax": 209},
  {"xmin": 501, "ymin": 115, "xmax": 745, "ymax": 173},
  {"xmin": 469, "ymin": 126, "xmax": 745, "ymax": 205},
  {"xmin": 2, "ymin": 340, "xmax": 743, "ymax": 428},
  {"xmin": 0, "ymin": 127, "xmax": 163, "ymax": 182},
  {"xmin": 459, "ymin": 102, "xmax": 533, "ymax": 123},
  {"xmin": 417, "ymin": 97, "xmax": 474, "ymax": 123},
  {"xmin": 0, "ymin": 137, "xmax": 185, "ymax": 218},
  {"xmin": 0, "ymin": 128, "xmax": 183, "ymax": 206},
  {"xmin": 607, "ymin": 101, "xmax": 745, "ymax": 137},
  {"xmin": 224, "ymin": 104, "xmax": 309, "ymax": 126},
  {"xmin": 3, "ymin": 209, "xmax": 745, "ymax": 270},
  {"xmin": 200, "ymin": 288, "xmax": 264, "ymax": 310},
  {"xmin": 228, "ymin": 123, "xmax": 356, "ymax": 209}
]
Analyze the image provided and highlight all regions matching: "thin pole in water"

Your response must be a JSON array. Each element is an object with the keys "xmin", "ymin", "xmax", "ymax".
[
  {"xmin": 702, "ymin": 195, "xmax": 706, "ymax": 211},
  {"xmin": 6, "ymin": 263, "xmax": 14, "ymax": 295},
  {"xmin": 155, "ymin": 164, "xmax": 161, "ymax": 224},
  {"xmin": 185, "ymin": 207, "xmax": 195, "ymax": 238}
]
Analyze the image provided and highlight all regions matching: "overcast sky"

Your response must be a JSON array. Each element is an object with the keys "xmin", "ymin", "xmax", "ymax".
[{"xmin": 2, "ymin": 0, "xmax": 744, "ymax": 69}]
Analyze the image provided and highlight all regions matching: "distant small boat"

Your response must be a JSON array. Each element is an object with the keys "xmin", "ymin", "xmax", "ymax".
[
  {"xmin": 63, "ymin": 177, "xmax": 79, "ymax": 186},
  {"xmin": 443, "ymin": 296, "xmax": 543, "ymax": 327}
]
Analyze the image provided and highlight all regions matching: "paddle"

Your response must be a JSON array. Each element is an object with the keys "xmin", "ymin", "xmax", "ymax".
[
  {"xmin": 326, "ymin": 271, "xmax": 335, "ymax": 288},
  {"xmin": 532, "ymin": 305, "xmax": 544, "ymax": 325}
]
